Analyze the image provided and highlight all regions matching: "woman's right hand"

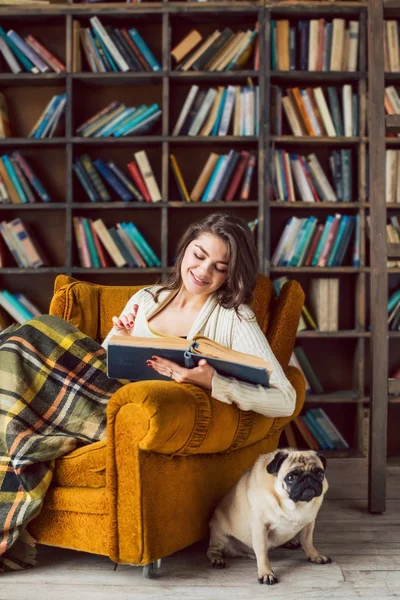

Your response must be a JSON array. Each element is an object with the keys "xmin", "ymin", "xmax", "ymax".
[{"xmin": 111, "ymin": 304, "xmax": 139, "ymax": 336}]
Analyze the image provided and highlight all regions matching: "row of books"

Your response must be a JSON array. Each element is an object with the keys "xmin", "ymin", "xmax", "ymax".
[
  {"xmin": 272, "ymin": 19, "xmax": 359, "ymax": 73},
  {"xmin": 74, "ymin": 217, "xmax": 160, "ymax": 268},
  {"xmin": 271, "ymin": 149, "xmax": 352, "ymax": 204},
  {"xmin": 272, "ymin": 213, "xmax": 360, "ymax": 268},
  {"xmin": 171, "ymin": 26, "xmax": 258, "ymax": 72},
  {"xmin": 0, "ymin": 25, "xmax": 65, "ymax": 74},
  {"xmin": 0, "ymin": 290, "xmax": 40, "ymax": 328},
  {"xmin": 0, "ymin": 218, "xmax": 46, "ymax": 268},
  {"xmin": 388, "ymin": 287, "xmax": 400, "ymax": 331},
  {"xmin": 74, "ymin": 151, "xmax": 161, "ymax": 203},
  {"xmin": 285, "ymin": 409, "xmax": 349, "ymax": 451},
  {"xmin": 0, "ymin": 151, "xmax": 51, "ymax": 204},
  {"xmin": 75, "ymin": 18, "xmax": 161, "ymax": 74},
  {"xmin": 171, "ymin": 149, "xmax": 256, "ymax": 203},
  {"xmin": 173, "ymin": 83, "xmax": 259, "ymax": 137},
  {"xmin": 274, "ymin": 276, "xmax": 339, "ymax": 333},
  {"xmin": 76, "ymin": 101, "xmax": 161, "ymax": 138},
  {"xmin": 271, "ymin": 85, "xmax": 358, "ymax": 137}
]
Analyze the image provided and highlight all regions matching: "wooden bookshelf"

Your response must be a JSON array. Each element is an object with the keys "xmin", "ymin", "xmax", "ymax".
[{"xmin": 0, "ymin": 0, "xmax": 375, "ymax": 463}]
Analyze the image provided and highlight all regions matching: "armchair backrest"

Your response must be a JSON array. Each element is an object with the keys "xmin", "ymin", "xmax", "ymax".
[{"xmin": 50, "ymin": 274, "xmax": 304, "ymax": 369}]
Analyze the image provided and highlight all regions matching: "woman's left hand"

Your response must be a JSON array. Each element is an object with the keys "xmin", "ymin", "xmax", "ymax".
[{"xmin": 147, "ymin": 356, "xmax": 214, "ymax": 390}]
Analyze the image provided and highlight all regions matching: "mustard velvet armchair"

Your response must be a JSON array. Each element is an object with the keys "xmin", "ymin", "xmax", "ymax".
[{"xmin": 29, "ymin": 274, "xmax": 306, "ymax": 576}]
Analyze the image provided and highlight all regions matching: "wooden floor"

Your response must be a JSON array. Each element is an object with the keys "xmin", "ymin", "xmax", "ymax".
[{"xmin": 2, "ymin": 458, "xmax": 400, "ymax": 600}]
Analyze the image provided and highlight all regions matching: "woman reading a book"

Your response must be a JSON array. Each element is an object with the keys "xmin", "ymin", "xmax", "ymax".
[
  {"xmin": 102, "ymin": 212, "xmax": 295, "ymax": 417},
  {"xmin": 0, "ymin": 212, "xmax": 294, "ymax": 573}
]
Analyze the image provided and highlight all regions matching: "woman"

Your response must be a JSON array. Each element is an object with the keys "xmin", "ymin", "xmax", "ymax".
[{"xmin": 0, "ymin": 213, "xmax": 294, "ymax": 572}]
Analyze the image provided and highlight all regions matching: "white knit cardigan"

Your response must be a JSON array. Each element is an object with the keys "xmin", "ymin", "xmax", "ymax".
[{"xmin": 102, "ymin": 286, "xmax": 296, "ymax": 418}]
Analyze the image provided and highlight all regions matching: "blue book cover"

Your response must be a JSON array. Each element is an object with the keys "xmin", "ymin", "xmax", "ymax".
[
  {"xmin": 201, "ymin": 156, "xmax": 226, "ymax": 202},
  {"xmin": 311, "ymin": 215, "xmax": 334, "ymax": 266},
  {"xmin": 128, "ymin": 28, "xmax": 161, "ymax": 72},
  {"xmin": 128, "ymin": 222, "xmax": 161, "ymax": 267},
  {"xmin": 326, "ymin": 215, "xmax": 349, "ymax": 267},
  {"xmin": 107, "ymin": 337, "xmax": 271, "ymax": 385},
  {"xmin": 82, "ymin": 217, "xmax": 100, "ymax": 267},
  {"xmin": 34, "ymin": 94, "xmax": 66, "ymax": 139},
  {"xmin": 306, "ymin": 412, "xmax": 335, "ymax": 450},
  {"xmin": 12, "ymin": 152, "xmax": 51, "ymax": 203},
  {"xmin": 73, "ymin": 160, "xmax": 99, "ymax": 202},
  {"xmin": 334, "ymin": 216, "xmax": 355, "ymax": 266},
  {"xmin": 114, "ymin": 104, "xmax": 159, "ymax": 137},
  {"xmin": 0, "ymin": 26, "xmax": 35, "ymax": 73},
  {"xmin": 1, "ymin": 155, "xmax": 28, "ymax": 204},
  {"xmin": 111, "ymin": 105, "xmax": 146, "ymax": 137},
  {"xmin": 92, "ymin": 28, "xmax": 117, "ymax": 72},
  {"xmin": 270, "ymin": 20, "xmax": 277, "ymax": 70},
  {"xmin": 277, "ymin": 150, "xmax": 288, "ymax": 201},
  {"xmin": 290, "ymin": 217, "xmax": 317, "ymax": 266},
  {"xmin": 97, "ymin": 107, "xmax": 137, "ymax": 137},
  {"xmin": 0, "ymin": 290, "xmax": 34, "ymax": 322},
  {"xmin": 121, "ymin": 222, "xmax": 152, "ymax": 266},
  {"xmin": 93, "ymin": 159, "xmax": 133, "ymax": 202},
  {"xmin": 211, "ymin": 88, "xmax": 227, "ymax": 136}
]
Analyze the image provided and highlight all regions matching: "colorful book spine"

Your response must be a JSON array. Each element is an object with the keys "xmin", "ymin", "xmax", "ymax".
[
  {"xmin": 93, "ymin": 159, "xmax": 133, "ymax": 202},
  {"xmin": 13, "ymin": 152, "xmax": 51, "ymax": 203},
  {"xmin": 1, "ymin": 155, "xmax": 28, "ymax": 204},
  {"xmin": 128, "ymin": 28, "xmax": 161, "ymax": 72}
]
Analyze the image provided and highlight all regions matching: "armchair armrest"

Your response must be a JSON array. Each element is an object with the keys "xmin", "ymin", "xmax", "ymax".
[
  {"xmin": 106, "ymin": 368, "xmax": 305, "ymax": 458},
  {"xmin": 268, "ymin": 281, "xmax": 305, "ymax": 369}
]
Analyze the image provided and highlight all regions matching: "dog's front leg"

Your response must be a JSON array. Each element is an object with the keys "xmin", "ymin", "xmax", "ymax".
[
  {"xmin": 299, "ymin": 520, "xmax": 332, "ymax": 564},
  {"xmin": 251, "ymin": 522, "xmax": 278, "ymax": 585}
]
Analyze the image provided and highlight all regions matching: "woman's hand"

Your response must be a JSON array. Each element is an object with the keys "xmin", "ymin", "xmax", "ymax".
[
  {"xmin": 147, "ymin": 356, "xmax": 215, "ymax": 390},
  {"xmin": 111, "ymin": 304, "xmax": 139, "ymax": 337}
]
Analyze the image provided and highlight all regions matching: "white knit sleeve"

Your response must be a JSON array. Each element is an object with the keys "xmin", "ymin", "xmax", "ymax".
[
  {"xmin": 101, "ymin": 289, "xmax": 148, "ymax": 351},
  {"xmin": 211, "ymin": 306, "xmax": 296, "ymax": 418}
]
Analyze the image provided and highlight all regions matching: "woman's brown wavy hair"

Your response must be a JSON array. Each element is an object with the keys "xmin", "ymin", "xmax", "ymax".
[{"xmin": 151, "ymin": 213, "xmax": 259, "ymax": 313}]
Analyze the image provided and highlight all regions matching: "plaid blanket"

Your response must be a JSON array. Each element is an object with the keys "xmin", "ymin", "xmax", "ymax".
[{"xmin": 0, "ymin": 315, "xmax": 123, "ymax": 572}]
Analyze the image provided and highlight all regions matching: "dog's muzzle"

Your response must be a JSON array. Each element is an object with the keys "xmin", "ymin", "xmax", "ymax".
[{"xmin": 288, "ymin": 474, "xmax": 323, "ymax": 503}]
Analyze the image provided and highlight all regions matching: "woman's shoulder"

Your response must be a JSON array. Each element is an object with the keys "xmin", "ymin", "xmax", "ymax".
[
  {"xmin": 217, "ymin": 301, "xmax": 256, "ymax": 322},
  {"xmin": 129, "ymin": 285, "xmax": 162, "ymax": 304}
]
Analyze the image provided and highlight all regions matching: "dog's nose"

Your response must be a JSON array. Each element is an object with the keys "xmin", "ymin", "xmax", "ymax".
[{"xmin": 301, "ymin": 488, "xmax": 317, "ymax": 501}]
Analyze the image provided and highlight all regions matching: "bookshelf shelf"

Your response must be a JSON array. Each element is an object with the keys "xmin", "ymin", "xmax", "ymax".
[
  {"xmin": 270, "ymin": 202, "xmax": 363, "ymax": 209},
  {"xmin": 0, "ymin": 204, "xmax": 67, "ymax": 210},
  {"xmin": 0, "ymin": 0, "xmax": 376, "ymax": 464},
  {"xmin": 270, "ymin": 267, "xmax": 369, "ymax": 273},
  {"xmin": 270, "ymin": 71, "xmax": 364, "ymax": 83}
]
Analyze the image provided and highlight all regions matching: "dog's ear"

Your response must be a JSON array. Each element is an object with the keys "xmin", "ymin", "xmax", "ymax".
[
  {"xmin": 267, "ymin": 451, "xmax": 289, "ymax": 475},
  {"xmin": 317, "ymin": 453, "xmax": 327, "ymax": 470}
]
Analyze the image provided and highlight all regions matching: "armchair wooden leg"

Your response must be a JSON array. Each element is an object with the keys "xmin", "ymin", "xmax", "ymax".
[{"xmin": 142, "ymin": 559, "xmax": 162, "ymax": 578}]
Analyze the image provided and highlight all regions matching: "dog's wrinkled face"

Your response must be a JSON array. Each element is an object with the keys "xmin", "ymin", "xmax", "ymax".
[{"xmin": 267, "ymin": 450, "xmax": 327, "ymax": 503}]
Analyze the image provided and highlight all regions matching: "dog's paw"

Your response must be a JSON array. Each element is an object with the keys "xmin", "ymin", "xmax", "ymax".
[
  {"xmin": 258, "ymin": 571, "xmax": 278, "ymax": 585},
  {"xmin": 307, "ymin": 555, "xmax": 332, "ymax": 565},
  {"xmin": 211, "ymin": 557, "xmax": 226, "ymax": 569}
]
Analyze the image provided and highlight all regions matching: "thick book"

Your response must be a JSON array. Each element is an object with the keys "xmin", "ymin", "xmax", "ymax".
[{"xmin": 107, "ymin": 335, "xmax": 272, "ymax": 385}]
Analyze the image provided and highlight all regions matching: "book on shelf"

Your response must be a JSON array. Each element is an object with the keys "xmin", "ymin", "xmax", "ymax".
[
  {"xmin": 170, "ymin": 149, "xmax": 256, "ymax": 203},
  {"xmin": 0, "ymin": 93, "xmax": 11, "ymax": 138},
  {"xmin": 387, "ymin": 282, "xmax": 400, "ymax": 331},
  {"xmin": 385, "ymin": 150, "xmax": 400, "ymax": 203},
  {"xmin": 271, "ymin": 149, "xmax": 353, "ymax": 203},
  {"xmin": 0, "ymin": 290, "xmax": 40, "ymax": 327},
  {"xmin": 74, "ymin": 217, "xmax": 161, "ymax": 269},
  {"xmin": 287, "ymin": 409, "xmax": 349, "ymax": 452},
  {"xmin": 271, "ymin": 213, "xmax": 359, "ymax": 268},
  {"xmin": 107, "ymin": 333, "xmax": 272, "ymax": 385},
  {"xmin": 271, "ymin": 18, "xmax": 359, "ymax": 72},
  {"xmin": 73, "ymin": 150, "xmax": 160, "ymax": 203},
  {"xmin": 271, "ymin": 85, "xmax": 358, "ymax": 137},
  {"xmin": 0, "ymin": 218, "xmax": 47, "ymax": 268},
  {"xmin": 292, "ymin": 346, "xmax": 324, "ymax": 394},
  {"xmin": 0, "ymin": 25, "xmax": 65, "ymax": 74},
  {"xmin": 172, "ymin": 26, "xmax": 259, "ymax": 72},
  {"xmin": 0, "ymin": 152, "xmax": 51, "ymax": 204},
  {"xmin": 273, "ymin": 275, "xmax": 317, "ymax": 332},
  {"xmin": 384, "ymin": 21, "xmax": 400, "ymax": 73},
  {"xmin": 75, "ymin": 102, "xmax": 162, "ymax": 138},
  {"xmin": 367, "ymin": 215, "xmax": 400, "ymax": 270},
  {"xmin": 173, "ymin": 82, "xmax": 259, "ymax": 137},
  {"xmin": 28, "ymin": 94, "xmax": 67, "ymax": 139},
  {"xmin": 74, "ymin": 18, "xmax": 161, "ymax": 74},
  {"xmin": 309, "ymin": 278, "xmax": 339, "ymax": 332}
]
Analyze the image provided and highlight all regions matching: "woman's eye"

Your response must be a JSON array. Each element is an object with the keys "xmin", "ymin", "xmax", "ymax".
[
  {"xmin": 216, "ymin": 267, "xmax": 227, "ymax": 274},
  {"xmin": 194, "ymin": 253, "xmax": 204, "ymax": 260}
]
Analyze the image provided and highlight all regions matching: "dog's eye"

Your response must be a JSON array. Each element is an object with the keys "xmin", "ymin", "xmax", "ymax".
[
  {"xmin": 286, "ymin": 472, "xmax": 298, "ymax": 483},
  {"xmin": 313, "ymin": 468, "xmax": 325, "ymax": 481}
]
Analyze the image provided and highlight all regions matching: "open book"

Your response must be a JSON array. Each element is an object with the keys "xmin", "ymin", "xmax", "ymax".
[{"xmin": 107, "ymin": 335, "xmax": 272, "ymax": 386}]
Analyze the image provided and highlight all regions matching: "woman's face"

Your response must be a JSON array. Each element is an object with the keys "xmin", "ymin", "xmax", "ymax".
[{"xmin": 181, "ymin": 233, "xmax": 229, "ymax": 297}]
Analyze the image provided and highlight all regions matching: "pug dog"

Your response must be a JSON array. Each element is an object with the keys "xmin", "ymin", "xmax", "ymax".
[{"xmin": 207, "ymin": 448, "xmax": 331, "ymax": 585}]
